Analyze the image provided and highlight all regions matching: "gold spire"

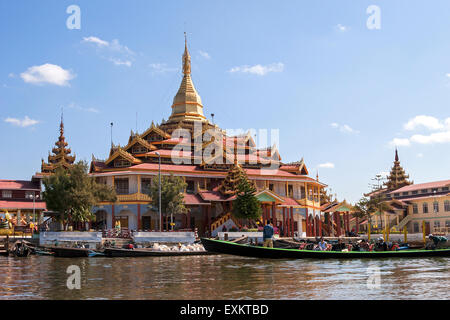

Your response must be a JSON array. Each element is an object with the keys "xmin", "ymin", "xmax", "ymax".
[
  {"xmin": 168, "ymin": 34, "xmax": 206, "ymax": 123},
  {"xmin": 182, "ymin": 32, "xmax": 191, "ymax": 75}
]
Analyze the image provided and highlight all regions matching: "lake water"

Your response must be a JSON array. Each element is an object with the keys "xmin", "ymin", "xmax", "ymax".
[{"xmin": 0, "ymin": 255, "xmax": 448, "ymax": 300}]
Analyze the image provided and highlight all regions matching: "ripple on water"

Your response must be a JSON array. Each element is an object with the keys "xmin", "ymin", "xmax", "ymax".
[{"xmin": 0, "ymin": 255, "xmax": 449, "ymax": 299}]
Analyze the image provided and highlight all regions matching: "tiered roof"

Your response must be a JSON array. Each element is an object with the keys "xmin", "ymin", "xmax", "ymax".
[
  {"xmin": 87, "ymin": 36, "xmax": 326, "ymax": 190},
  {"xmin": 41, "ymin": 115, "xmax": 75, "ymax": 173},
  {"xmin": 384, "ymin": 149, "xmax": 412, "ymax": 191}
]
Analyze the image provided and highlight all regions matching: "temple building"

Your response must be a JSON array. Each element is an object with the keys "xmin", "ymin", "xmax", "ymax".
[
  {"xmin": 367, "ymin": 150, "xmax": 450, "ymax": 234},
  {"xmin": 384, "ymin": 149, "xmax": 412, "ymax": 191},
  {"xmin": 40, "ymin": 115, "xmax": 76, "ymax": 174},
  {"xmin": 88, "ymin": 37, "xmax": 328, "ymax": 236}
]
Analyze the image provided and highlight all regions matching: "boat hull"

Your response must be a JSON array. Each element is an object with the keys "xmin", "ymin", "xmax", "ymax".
[
  {"xmin": 201, "ymin": 238, "xmax": 450, "ymax": 259},
  {"xmin": 45, "ymin": 246, "xmax": 93, "ymax": 258},
  {"xmin": 104, "ymin": 247, "xmax": 212, "ymax": 257}
]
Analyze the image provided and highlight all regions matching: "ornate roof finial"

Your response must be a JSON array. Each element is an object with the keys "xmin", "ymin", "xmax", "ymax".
[
  {"xmin": 395, "ymin": 148, "xmax": 399, "ymax": 162},
  {"xmin": 182, "ymin": 32, "xmax": 191, "ymax": 75}
]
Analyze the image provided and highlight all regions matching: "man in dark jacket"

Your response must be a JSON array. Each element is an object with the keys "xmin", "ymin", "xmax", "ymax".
[{"xmin": 263, "ymin": 220, "xmax": 274, "ymax": 248}]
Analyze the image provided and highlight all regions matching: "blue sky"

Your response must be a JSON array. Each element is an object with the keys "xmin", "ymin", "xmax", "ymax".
[{"xmin": 1, "ymin": 0, "xmax": 449, "ymax": 203}]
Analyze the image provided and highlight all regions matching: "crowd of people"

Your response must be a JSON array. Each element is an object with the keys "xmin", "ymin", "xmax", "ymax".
[{"xmin": 300, "ymin": 237, "xmax": 406, "ymax": 252}]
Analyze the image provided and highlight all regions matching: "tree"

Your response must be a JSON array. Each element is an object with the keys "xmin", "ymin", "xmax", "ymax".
[
  {"xmin": 353, "ymin": 196, "xmax": 391, "ymax": 230},
  {"xmin": 42, "ymin": 161, "xmax": 117, "ymax": 230},
  {"xmin": 232, "ymin": 174, "xmax": 262, "ymax": 220},
  {"xmin": 148, "ymin": 174, "xmax": 187, "ymax": 229}
]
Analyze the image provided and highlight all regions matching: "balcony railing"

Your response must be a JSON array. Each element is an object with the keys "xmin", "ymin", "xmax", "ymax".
[{"xmin": 116, "ymin": 193, "xmax": 151, "ymax": 202}]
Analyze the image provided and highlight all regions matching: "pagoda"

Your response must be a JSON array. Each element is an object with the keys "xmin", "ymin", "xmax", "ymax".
[
  {"xmin": 41, "ymin": 115, "xmax": 76, "ymax": 173},
  {"xmin": 384, "ymin": 149, "xmax": 412, "ymax": 191}
]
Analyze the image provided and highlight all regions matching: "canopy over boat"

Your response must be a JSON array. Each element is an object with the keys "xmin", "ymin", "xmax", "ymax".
[{"xmin": 201, "ymin": 238, "xmax": 450, "ymax": 259}]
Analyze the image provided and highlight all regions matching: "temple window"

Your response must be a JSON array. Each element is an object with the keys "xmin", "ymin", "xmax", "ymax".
[
  {"xmin": 288, "ymin": 185, "xmax": 293, "ymax": 198},
  {"xmin": 114, "ymin": 159, "xmax": 130, "ymax": 168},
  {"xmin": 269, "ymin": 184, "xmax": 274, "ymax": 192},
  {"xmin": 446, "ymin": 220, "xmax": 450, "ymax": 228},
  {"xmin": 422, "ymin": 202, "xmax": 429, "ymax": 214},
  {"xmin": 186, "ymin": 180, "xmax": 195, "ymax": 194},
  {"xmin": 434, "ymin": 221, "xmax": 441, "ymax": 229},
  {"xmin": 413, "ymin": 223, "xmax": 419, "ymax": 233},
  {"xmin": 433, "ymin": 201, "xmax": 439, "ymax": 213},
  {"xmin": 132, "ymin": 145, "xmax": 147, "ymax": 154},
  {"xmin": 443, "ymin": 187, "xmax": 449, "ymax": 192},
  {"xmin": 421, "ymin": 189, "xmax": 428, "ymax": 194},
  {"xmin": 445, "ymin": 200, "xmax": 450, "ymax": 212},
  {"xmin": 300, "ymin": 186, "xmax": 306, "ymax": 199},
  {"xmin": 412, "ymin": 191, "xmax": 418, "ymax": 195},
  {"xmin": 115, "ymin": 178, "xmax": 129, "ymax": 195},
  {"xmin": 412, "ymin": 203, "xmax": 418, "ymax": 214},
  {"xmin": 2, "ymin": 190, "xmax": 12, "ymax": 198},
  {"xmin": 402, "ymin": 192, "xmax": 408, "ymax": 196},
  {"xmin": 141, "ymin": 178, "xmax": 152, "ymax": 194}
]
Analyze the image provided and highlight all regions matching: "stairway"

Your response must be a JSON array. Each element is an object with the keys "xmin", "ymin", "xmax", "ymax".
[{"xmin": 395, "ymin": 215, "xmax": 412, "ymax": 230}]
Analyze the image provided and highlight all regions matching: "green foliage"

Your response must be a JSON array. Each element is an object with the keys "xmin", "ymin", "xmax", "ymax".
[
  {"xmin": 232, "ymin": 175, "xmax": 262, "ymax": 220},
  {"xmin": 353, "ymin": 196, "xmax": 391, "ymax": 227},
  {"xmin": 148, "ymin": 174, "xmax": 187, "ymax": 216},
  {"xmin": 42, "ymin": 161, "xmax": 117, "ymax": 229}
]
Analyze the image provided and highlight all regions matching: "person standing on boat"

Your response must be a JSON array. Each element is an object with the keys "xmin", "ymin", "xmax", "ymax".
[{"xmin": 263, "ymin": 220, "xmax": 274, "ymax": 248}]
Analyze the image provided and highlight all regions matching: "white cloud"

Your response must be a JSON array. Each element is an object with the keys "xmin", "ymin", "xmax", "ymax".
[
  {"xmin": 410, "ymin": 131, "xmax": 450, "ymax": 144},
  {"xmin": 389, "ymin": 138, "xmax": 411, "ymax": 147},
  {"xmin": 109, "ymin": 58, "xmax": 132, "ymax": 67},
  {"xmin": 20, "ymin": 64, "xmax": 75, "ymax": 86},
  {"xmin": 8, "ymin": 73, "xmax": 15, "ymax": 78},
  {"xmin": 417, "ymin": 153, "xmax": 424, "ymax": 158},
  {"xmin": 390, "ymin": 115, "xmax": 450, "ymax": 146},
  {"xmin": 149, "ymin": 63, "xmax": 178, "ymax": 74},
  {"xmin": 404, "ymin": 115, "xmax": 444, "ymax": 131},
  {"xmin": 330, "ymin": 122, "xmax": 359, "ymax": 134},
  {"xmin": 229, "ymin": 63, "xmax": 284, "ymax": 76},
  {"xmin": 198, "ymin": 50, "xmax": 211, "ymax": 59},
  {"xmin": 82, "ymin": 36, "xmax": 135, "ymax": 67},
  {"xmin": 4, "ymin": 116, "xmax": 39, "ymax": 127},
  {"xmin": 68, "ymin": 102, "xmax": 99, "ymax": 113},
  {"xmin": 335, "ymin": 24, "xmax": 349, "ymax": 32},
  {"xmin": 82, "ymin": 36, "xmax": 109, "ymax": 47},
  {"xmin": 318, "ymin": 162, "xmax": 335, "ymax": 169}
]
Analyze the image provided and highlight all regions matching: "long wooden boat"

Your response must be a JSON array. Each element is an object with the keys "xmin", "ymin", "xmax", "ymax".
[
  {"xmin": 104, "ymin": 247, "xmax": 213, "ymax": 257},
  {"xmin": 44, "ymin": 246, "xmax": 102, "ymax": 258},
  {"xmin": 201, "ymin": 238, "xmax": 450, "ymax": 259}
]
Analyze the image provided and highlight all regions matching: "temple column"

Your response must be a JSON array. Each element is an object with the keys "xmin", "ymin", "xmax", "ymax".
[
  {"xmin": 318, "ymin": 214, "xmax": 322, "ymax": 237},
  {"xmin": 356, "ymin": 216, "xmax": 359, "ymax": 234},
  {"xmin": 137, "ymin": 204, "xmax": 141, "ymax": 231},
  {"xmin": 187, "ymin": 210, "xmax": 191, "ymax": 230},
  {"xmin": 111, "ymin": 204, "xmax": 115, "ymax": 230},
  {"xmin": 290, "ymin": 207, "xmax": 294, "ymax": 237},
  {"xmin": 207, "ymin": 206, "xmax": 211, "ymax": 235},
  {"xmin": 336, "ymin": 213, "xmax": 341, "ymax": 236}
]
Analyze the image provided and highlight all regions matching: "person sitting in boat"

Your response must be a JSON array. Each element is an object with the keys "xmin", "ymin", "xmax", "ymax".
[
  {"xmin": 262, "ymin": 220, "xmax": 274, "ymax": 248},
  {"xmin": 318, "ymin": 237, "xmax": 328, "ymax": 251},
  {"xmin": 359, "ymin": 239, "xmax": 370, "ymax": 251},
  {"xmin": 332, "ymin": 238, "xmax": 346, "ymax": 251},
  {"xmin": 427, "ymin": 234, "xmax": 448, "ymax": 250},
  {"xmin": 374, "ymin": 238, "xmax": 388, "ymax": 251}
]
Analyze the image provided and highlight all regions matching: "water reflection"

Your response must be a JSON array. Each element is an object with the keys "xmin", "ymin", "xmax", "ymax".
[{"xmin": 0, "ymin": 255, "xmax": 448, "ymax": 300}]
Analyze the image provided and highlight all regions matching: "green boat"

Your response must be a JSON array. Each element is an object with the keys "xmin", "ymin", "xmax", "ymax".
[{"xmin": 201, "ymin": 238, "xmax": 450, "ymax": 259}]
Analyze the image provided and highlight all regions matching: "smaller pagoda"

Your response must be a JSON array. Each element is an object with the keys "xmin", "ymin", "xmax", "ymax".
[
  {"xmin": 41, "ymin": 115, "xmax": 75, "ymax": 173},
  {"xmin": 384, "ymin": 149, "xmax": 411, "ymax": 191}
]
